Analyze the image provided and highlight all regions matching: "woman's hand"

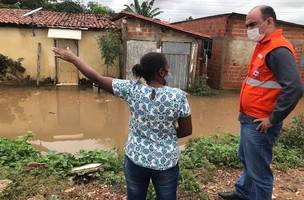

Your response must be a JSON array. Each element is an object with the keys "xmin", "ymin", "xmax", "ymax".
[
  {"xmin": 51, "ymin": 47, "xmax": 77, "ymax": 63},
  {"xmin": 51, "ymin": 46, "xmax": 114, "ymax": 94}
]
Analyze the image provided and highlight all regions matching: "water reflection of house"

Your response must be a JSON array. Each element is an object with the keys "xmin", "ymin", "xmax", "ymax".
[
  {"xmin": 0, "ymin": 8, "xmax": 119, "ymax": 85},
  {"xmin": 173, "ymin": 13, "xmax": 304, "ymax": 89},
  {"xmin": 113, "ymin": 11, "xmax": 212, "ymax": 90}
]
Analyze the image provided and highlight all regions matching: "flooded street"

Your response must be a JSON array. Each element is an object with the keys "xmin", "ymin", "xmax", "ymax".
[{"xmin": 0, "ymin": 86, "xmax": 303, "ymax": 153}]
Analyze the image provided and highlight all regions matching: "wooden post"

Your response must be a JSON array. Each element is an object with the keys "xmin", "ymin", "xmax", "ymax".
[
  {"xmin": 121, "ymin": 18, "xmax": 128, "ymax": 79},
  {"xmin": 54, "ymin": 39, "xmax": 58, "ymax": 85},
  {"xmin": 36, "ymin": 42, "xmax": 41, "ymax": 87},
  {"xmin": 74, "ymin": 39, "xmax": 80, "ymax": 85},
  {"xmin": 191, "ymin": 41, "xmax": 198, "ymax": 87}
]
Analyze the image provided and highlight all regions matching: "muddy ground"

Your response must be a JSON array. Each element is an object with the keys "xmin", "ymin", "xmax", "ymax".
[{"xmin": 56, "ymin": 168, "xmax": 304, "ymax": 200}]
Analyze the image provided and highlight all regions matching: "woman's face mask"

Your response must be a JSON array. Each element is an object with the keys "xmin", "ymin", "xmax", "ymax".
[{"xmin": 164, "ymin": 72, "xmax": 173, "ymax": 85}]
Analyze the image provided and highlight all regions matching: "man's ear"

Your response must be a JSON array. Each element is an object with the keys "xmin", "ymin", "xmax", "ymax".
[{"xmin": 267, "ymin": 17, "xmax": 274, "ymax": 25}]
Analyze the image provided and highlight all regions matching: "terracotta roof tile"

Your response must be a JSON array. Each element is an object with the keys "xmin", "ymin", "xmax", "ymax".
[{"xmin": 0, "ymin": 8, "xmax": 117, "ymax": 30}]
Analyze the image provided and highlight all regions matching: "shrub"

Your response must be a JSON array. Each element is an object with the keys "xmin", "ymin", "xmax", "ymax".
[
  {"xmin": 0, "ymin": 135, "xmax": 39, "ymax": 168},
  {"xmin": 189, "ymin": 75, "xmax": 218, "ymax": 96},
  {"xmin": 0, "ymin": 54, "xmax": 26, "ymax": 80},
  {"xmin": 278, "ymin": 114, "xmax": 304, "ymax": 150},
  {"xmin": 273, "ymin": 143, "xmax": 304, "ymax": 170},
  {"xmin": 183, "ymin": 135, "xmax": 241, "ymax": 168}
]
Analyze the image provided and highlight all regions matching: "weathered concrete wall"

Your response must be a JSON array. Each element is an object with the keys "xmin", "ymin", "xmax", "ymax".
[
  {"xmin": 79, "ymin": 31, "xmax": 119, "ymax": 79},
  {"xmin": 221, "ymin": 37, "xmax": 254, "ymax": 89},
  {"xmin": 0, "ymin": 27, "xmax": 55, "ymax": 80},
  {"xmin": 0, "ymin": 27, "xmax": 119, "ymax": 82},
  {"xmin": 174, "ymin": 16, "xmax": 229, "ymax": 89}
]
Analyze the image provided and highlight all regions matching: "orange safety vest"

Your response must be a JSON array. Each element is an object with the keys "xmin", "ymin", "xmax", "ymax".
[{"xmin": 240, "ymin": 29, "xmax": 296, "ymax": 119}]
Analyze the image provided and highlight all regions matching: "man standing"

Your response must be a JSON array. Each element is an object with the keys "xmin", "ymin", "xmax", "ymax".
[{"xmin": 218, "ymin": 5, "xmax": 303, "ymax": 200}]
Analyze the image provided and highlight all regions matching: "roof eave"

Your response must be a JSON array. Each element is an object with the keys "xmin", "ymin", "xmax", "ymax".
[{"xmin": 113, "ymin": 12, "xmax": 211, "ymax": 39}]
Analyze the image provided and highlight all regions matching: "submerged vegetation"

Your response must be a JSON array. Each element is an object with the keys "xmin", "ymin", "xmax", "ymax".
[{"xmin": 189, "ymin": 75, "xmax": 219, "ymax": 96}]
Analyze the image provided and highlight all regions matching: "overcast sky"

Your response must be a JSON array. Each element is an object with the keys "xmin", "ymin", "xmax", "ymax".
[{"xmin": 82, "ymin": 0, "xmax": 304, "ymax": 24}]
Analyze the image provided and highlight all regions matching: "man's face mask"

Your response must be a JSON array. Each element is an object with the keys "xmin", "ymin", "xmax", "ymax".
[
  {"xmin": 247, "ymin": 20, "xmax": 267, "ymax": 42},
  {"xmin": 247, "ymin": 27, "xmax": 265, "ymax": 42}
]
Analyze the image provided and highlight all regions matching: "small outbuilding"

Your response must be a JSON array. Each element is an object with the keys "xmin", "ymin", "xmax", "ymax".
[{"xmin": 114, "ymin": 11, "xmax": 211, "ymax": 90}]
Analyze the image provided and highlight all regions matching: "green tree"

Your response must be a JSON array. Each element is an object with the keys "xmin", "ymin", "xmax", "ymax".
[
  {"xmin": 124, "ymin": 0, "xmax": 163, "ymax": 18},
  {"xmin": 0, "ymin": 0, "xmax": 86, "ymax": 13},
  {"xmin": 20, "ymin": 0, "xmax": 47, "ymax": 9},
  {"xmin": 49, "ymin": 0, "xmax": 85, "ymax": 13},
  {"xmin": 0, "ymin": 0, "xmax": 18, "ymax": 4},
  {"xmin": 0, "ymin": 0, "xmax": 118, "ymax": 15},
  {"xmin": 97, "ymin": 30, "xmax": 121, "ymax": 76},
  {"xmin": 0, "ymin": 0, "xmax": 47, "ymax": 9},
  {"xmin": 186, "ymin": 16, "xmax": 193, "ymax": 21},
  {"xmin": 0, "ymin": 1, "xmax": 20, "ymax": 8},
  {"xmin": 87, "ymin": 1, "xmax": 115, "ymax": 16}
]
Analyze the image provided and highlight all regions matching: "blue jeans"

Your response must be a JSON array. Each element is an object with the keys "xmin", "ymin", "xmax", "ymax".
[
  {"xmin": 124, "ymin": 155, "xmax": 179, "ymax": 200},
  {"xmin": 235, "ymin": 121, "xmax": 282, "ymax": 200}
]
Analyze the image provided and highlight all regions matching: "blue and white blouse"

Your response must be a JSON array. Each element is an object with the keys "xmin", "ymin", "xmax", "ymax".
[{"xmin": 112, "ymin": 79, "xmax": 191, "ymax": 170}]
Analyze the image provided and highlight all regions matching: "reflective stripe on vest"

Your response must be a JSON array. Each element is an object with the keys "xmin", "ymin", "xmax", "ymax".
[{"xmin": 246, "ymin": 77, "xmax": 282, "ymax": 89}]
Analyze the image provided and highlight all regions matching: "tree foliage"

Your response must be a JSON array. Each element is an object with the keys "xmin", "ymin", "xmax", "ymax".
[
  {"xmin": 87, "ymin": 1, "xmax": 115, "ymax": 16},
  {"xmin": 0, "ymin": 0, "xmax": 47, "ymax": 9},
  {"xmin": 186, "ymin": 16, "xmax": 193, "ymax": 21},
  {"xmin": 124, "ymin": 0, "xmax": 163, "ymax": 18},
  {"xmin": 97, "ymin": 30, "xmax": 121, "ymax": 75},
  {"xmin": 0, "ymin": 53, "xmax": 26, "ymax": 81},
  {"xmin": 0, "ymin": 0, "xmax": 115, "ymax": 15}
]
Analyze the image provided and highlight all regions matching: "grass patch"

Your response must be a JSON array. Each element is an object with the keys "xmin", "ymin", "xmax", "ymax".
[{"xmin": 0, "ymin": 114, "xmax": 303, "ymax": 199}]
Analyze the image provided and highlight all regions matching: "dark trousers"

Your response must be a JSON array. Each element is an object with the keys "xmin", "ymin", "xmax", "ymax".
[{"xmin": 124, "ymin": 155, "xmax": 179, "ymax": 200}]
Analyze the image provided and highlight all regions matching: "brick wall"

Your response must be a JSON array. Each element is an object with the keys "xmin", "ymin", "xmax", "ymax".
[
  {"xmin": 174, "ymin": 16, "xmax": 229, "ymax": 88},
  {"xmin": 175, "ymin": 14, "xmax": 304, "ymax": 89},
  {"xmin": 126, "ymin": 19, "xmax": 157, "ymax": 39},
  {"xmin": 283, "ymin": 24, "xmax": 304, "ymax": 84},
  {"xmin": 226, "ymin": 15, "xmax": 247, "ymax": 37},
  {"xmin": 223, "ymin": 16, "xmax": 304, "ymax": 89},
  {"xmin": 206, "ymin": 38, "xmax": 225, "ymax": 88},
  {"xmin": 221, "ymin": 38, "xmax": 255, "ymax": 89},
  {"xmin": 174, "ymin": 16, "xmax": 228, "ymax": 37},
  {"xmin": 123, "ymin": 18, "xmax": 199, "ymax": 42}
]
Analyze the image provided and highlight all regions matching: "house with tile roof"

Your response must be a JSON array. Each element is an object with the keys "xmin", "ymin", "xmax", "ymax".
[{"xmin": 0, "ymin": 8, "xmax": 118, "ymax": 85}]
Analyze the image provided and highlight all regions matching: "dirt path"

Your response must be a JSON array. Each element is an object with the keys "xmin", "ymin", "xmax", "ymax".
[
  {"xmin": 204, "ymin": 168, "xmax": 304, "ymax": 200},
  {"xmin": 58, "ymin": 168, "xmax": 304, "ymax": 200}
]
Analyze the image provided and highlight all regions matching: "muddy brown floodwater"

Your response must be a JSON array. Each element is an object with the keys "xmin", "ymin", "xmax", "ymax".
[{"xmin": 0, "ymin": 86, "xmax": 303, "ymax": 153}]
